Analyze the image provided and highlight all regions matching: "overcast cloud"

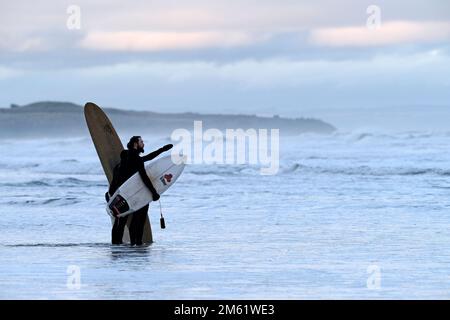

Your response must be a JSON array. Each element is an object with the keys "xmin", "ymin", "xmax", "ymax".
[{"xmin": 1, "ymin": 0, "xmax": 449, "ymax": 130}]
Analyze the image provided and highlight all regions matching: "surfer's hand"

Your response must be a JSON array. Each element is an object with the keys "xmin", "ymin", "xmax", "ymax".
[
  {"xmin": 152, "ymin": 192, "xmax": 160, "ymax": 201},
  {"xmin": 162, "ymin": 144, "xmax": 173, "ymax": 152}
]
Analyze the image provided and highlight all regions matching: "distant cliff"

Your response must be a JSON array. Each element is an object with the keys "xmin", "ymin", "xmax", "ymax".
[{"xmin": 0, "ymin": 101, "xmax": 336, "ymax": 138}]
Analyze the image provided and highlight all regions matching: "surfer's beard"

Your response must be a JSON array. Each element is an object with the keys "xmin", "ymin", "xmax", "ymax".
[{"xmin": 138, "ymin": 147, "xmax": 144, "ymax": 153}]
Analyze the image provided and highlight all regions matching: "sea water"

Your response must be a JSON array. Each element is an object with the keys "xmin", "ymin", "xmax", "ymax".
[{"xmin": 1, "ymin": 131, "xmax": 450, "ymax": 299}]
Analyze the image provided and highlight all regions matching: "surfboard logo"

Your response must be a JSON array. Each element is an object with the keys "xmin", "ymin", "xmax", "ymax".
[{"xmin": 160, "ymin": 173, "xmax": 173, "ymax": 185}]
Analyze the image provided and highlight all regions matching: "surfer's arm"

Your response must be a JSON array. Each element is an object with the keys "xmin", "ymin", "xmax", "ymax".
[
  {"xmin": 137, "ymin": 162, "xmax": 160, "ymax": 200},
  {"xmin": 142, "ymin": 144, "xmax": 173, "ymax": 162}
]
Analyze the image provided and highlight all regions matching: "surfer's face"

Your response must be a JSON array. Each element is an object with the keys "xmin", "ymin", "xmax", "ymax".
[{"xmin": 137, "ymin": 138, "xmax": 145, "ymax": 153}]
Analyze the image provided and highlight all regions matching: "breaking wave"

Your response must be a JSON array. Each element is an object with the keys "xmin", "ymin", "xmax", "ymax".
[{"xmin": 280, "ymin": 163, "xmax": 450, "ymax": 177}]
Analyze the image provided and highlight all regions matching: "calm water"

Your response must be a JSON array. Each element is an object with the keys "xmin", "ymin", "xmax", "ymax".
[{"xmin": 1, "ymin": 132, "xmax": 450, "ymax": 299}]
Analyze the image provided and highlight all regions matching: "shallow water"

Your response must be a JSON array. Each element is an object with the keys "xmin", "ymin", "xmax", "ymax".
[{"xmin": 1, "ymin": 132, "xmax": 450, "ymax": 299}]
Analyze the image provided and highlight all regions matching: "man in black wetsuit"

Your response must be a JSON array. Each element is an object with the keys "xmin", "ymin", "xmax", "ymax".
[{"xmin": 107, "ymin": 136, "xmax": 173, "ymax": 245}]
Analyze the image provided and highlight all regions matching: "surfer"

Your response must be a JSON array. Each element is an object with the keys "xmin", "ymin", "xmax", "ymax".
[{"xmin": 108, "ymin": 136, "xmax": 173, "ymax": 245}]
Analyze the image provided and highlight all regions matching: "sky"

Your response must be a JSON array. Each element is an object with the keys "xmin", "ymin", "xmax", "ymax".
[{"xmin": 1, "ymin": 0, "xmax": 449, "ymax": 130}]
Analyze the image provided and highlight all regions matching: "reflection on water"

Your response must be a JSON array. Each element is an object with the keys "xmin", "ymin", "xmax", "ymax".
[{"xmin": 109, "ymin": 244, "xmax": 153, "ymax": 261}]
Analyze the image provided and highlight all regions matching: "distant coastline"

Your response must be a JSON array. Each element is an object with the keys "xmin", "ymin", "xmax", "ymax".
[{"xmin": 0, "ymin": 101, "xmax": 336, "ymax": 138}]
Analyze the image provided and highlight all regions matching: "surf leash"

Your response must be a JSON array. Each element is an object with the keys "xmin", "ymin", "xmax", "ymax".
[{"xmin": 159, "ymin": 200, "xmax": 166, "ymax": 229}]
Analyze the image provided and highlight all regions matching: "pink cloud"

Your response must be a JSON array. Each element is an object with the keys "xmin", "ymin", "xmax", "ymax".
[
  {"xmin": 79, "ymin": 31, "xmax": 264, "ymax": 51},
  {"xmin": 309, "ymin": 21, "xmax": 450, "ymax": 47}
]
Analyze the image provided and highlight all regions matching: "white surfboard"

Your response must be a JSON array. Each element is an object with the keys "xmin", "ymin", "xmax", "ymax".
[{"xmin": 107, "ymin": 154, "xmax": 186, "ymax": 218}]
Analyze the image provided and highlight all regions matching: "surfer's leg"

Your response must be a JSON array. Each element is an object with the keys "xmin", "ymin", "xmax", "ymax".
[
  {"xmin": 129, "ymin": 214, "xmax": 137, "ymax": 246},
  {"xmin": 131, "ymin": 205, "xmax": 148, "ymax": 246},
  {"xmin": 111, "ymin": 218, "xmax": 121, "ymax": 244},
  {"xmin": 137, "ymin": 206, "xmax": 149, "ymax": 245},
  {"xmin": 111, "ymin": 217, "xmax": 127, "ymax": 244}
]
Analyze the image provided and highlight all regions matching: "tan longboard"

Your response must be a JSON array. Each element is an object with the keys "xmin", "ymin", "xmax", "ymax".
[{"xmin": 84, "ymin": 102, "xmax": 152, "ymax": 244}]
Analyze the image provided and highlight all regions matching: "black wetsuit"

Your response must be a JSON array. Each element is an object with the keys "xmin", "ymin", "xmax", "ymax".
[{"xmin": 109, "ymin": 147, "xmax": 168, "ymax": 245}]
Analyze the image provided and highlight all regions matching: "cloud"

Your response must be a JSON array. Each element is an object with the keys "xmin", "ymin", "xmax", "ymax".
[
  {"xmin": 79, "ymin": 31, "xmax": 268, "ymax": 51},
  {"xmin": 2, "ymin": 1, "xmax": 449, "ymax": 58},
  {"xmin": 0, "ymin": 66, "xmax": 22, "ymax": 79},
  {"xmin": 309, "ymin": 21, "xmax": 450, "ymax": 47},
  {"xmin": 67, "ymin": 49, "xmax": 449, "ymax": 90},
  {"xmin": 12, "ymin": 38, "xmax": 46, "ymax": 52},
  {"xmin": 1, "ymin": 49, "xmax": 449, "ymax": 116},
  {"xmin": 0, "ymin": 30, "xmax": 45, "ymax": 52}
]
